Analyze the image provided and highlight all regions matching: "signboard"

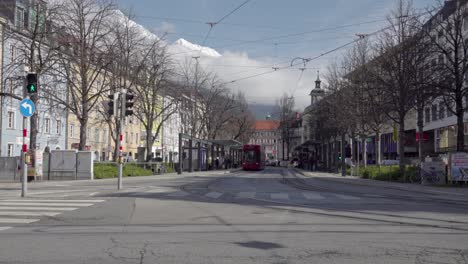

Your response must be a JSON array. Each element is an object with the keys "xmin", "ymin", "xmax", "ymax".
[
  {"xmin": 420, "ymin": 161, "xmax": 446, "ymax": 185},
  {"xmin": 449, "ymin": 152, "xmax": 468, "ymax": 182},
  {"xmin": 35, "ymin": 150, "xmax": 43, "ymax": 177},
  {"xmin": 19, "ymin": 98, "xmax": 35, "ymax": 117}
]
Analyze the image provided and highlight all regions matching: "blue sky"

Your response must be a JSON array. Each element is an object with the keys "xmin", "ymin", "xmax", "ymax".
[{"xmin": 115, "ymin": 0, "xmax": 438, "ymax": 108}]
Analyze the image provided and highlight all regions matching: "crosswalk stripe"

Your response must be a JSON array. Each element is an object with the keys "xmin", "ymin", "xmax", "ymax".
[
  {"xmin": 236, "ymin": 192, "xmax": 256, "ymax": 199},
  {"xmin": 334, "ymin": 194, "xmax": 361, "ymax": 200},
  {"xmin": 0, "ymin": 202, "xmax": 93, "ymax": 207},
  {"xmin": 0, "ymin": 211, "xmax": 60, "ymax": 217},
  {"xmin": 270, "ymin": 193, "xmax": 289, "ymax": 200},
  {"xmin": 205, "ymin": 192, "xmax": 223, "ymax": 199},
  {"xmin": 3, "ymin": 200, "xmax": 105, "ymax": 203},
  {"xmin": 0, "ymin": 206, "xmax": 77, "ymax": 211},
  {"xmin": 0, "ymin": 227, "xmax": 12, "ymax": 231},
  {"xmin": 0, "ymin": 218, "xmax": 39, "ymax": 224},
  {"xmin": 302, "ymin": 192, "xmax": 325, "ymax": 200}
]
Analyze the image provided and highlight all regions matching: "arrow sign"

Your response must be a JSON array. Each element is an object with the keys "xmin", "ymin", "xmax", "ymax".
[{"xmin": 19, "ymin": 98, "xmax": 35, "ymax": 117}]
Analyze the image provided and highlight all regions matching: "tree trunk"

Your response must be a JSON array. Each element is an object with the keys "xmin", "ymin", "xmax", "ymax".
[
  {"xmin": 145, "ymin": 129, "xmax": 153, "ymax": 162},
  {"xmin": 29, "ymin": 93, "xmax": 39, "ymax": 154},
  {"xmin": 341, "ymin": 132, "xmax": 346, "ymax": 176},
  {"xmin": 79, "ymin": 119, "xmax": 87, "ymax": 151},
  {"xmin": 356, "ymin": 137, "xmax": 360, "ymax": 176},
  {"xmin": 456, "ymin": 108, "xmax": 465, "ymax": 152},
  {"xmin": 417, "ymin": 105, "xmax": 424, "ymax": 163},
  {"xmin": 398, "ymin": 115, "xmax": 406, "ymax": 182},
  {"xmin": 363, "ymin": 138, "xmax": 367, "ymax": 168},
  {"xmin": 377, "ymin": 131, "xmax": 381, "ymax": 166}
]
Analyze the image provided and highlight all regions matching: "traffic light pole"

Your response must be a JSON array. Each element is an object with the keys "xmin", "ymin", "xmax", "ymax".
[
  {"xmin": 117, "ymin": 91, "xmax": 123, "ymax": 190},
  {"xmin": 21, "ymin": 77, "xmax": 27, "ymax": 197}
]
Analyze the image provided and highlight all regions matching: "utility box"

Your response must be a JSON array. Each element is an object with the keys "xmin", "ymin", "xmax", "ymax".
[
  {"xmin": 77, "ymin": 151, "xmax": 93, "ymax": 180},
  {"xmin": 49, "ymin": 150, "xmax": 77, "ymax": 180}
]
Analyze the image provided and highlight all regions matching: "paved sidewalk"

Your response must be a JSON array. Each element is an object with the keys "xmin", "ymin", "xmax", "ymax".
[
  {"xmin": 293, "ymin": 168, "xmax": 468, "ymax": 197},
  {"xmin": 0, "ymin": 169, "xmax": 238, "ymax": 198}
]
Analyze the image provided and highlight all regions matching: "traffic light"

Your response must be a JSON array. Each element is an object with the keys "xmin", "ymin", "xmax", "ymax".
[
  {"xmin": 124, "ymin": 91, "xmax": 134, "ymax": 116},
  {"xmin": 26, "ymin": 73, "xmax": 38, "ymax": 93},
  {"xmin": 107, "ymin": 93, "xmax": 118, "ymax": 116}
]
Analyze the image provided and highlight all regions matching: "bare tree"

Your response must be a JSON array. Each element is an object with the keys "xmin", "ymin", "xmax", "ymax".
[
  {"xmin": 224, "ymin": 92, "xmax": 255, "ymax": 143},
  {"xmin": 133, "ymin": 47, "xmax": 176, "ymax": 162},
  {"xmin": 49, "ymin": 0, "xmax": 115, "ymax": 150},
  {"xmin": 276, "ymin": 93, "xmax": 295, "ymax": 160},
  {"xmin": 2, "ymin": 0, "xmax": 63, "ymax": 152},
  {"xmin": 422, "ymin": 0, "xmax": 468, "ymax": 151},
  {"xmin": 101, "ymin": 10, "xmax": 168, "ymax": 161},
  {"xmin": 370, "ymin": 0, "xmax": 424, "ymax": 181}
]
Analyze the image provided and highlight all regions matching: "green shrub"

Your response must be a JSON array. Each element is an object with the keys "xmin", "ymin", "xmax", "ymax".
[{"xmin": 94, "ymin": 163, "xmax": 157, "ymax": 179}]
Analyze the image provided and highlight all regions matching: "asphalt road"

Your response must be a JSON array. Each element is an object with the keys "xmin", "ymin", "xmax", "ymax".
[{"xmin": 0, "ymin": 168, "xmax": 467, "ymax": 264}]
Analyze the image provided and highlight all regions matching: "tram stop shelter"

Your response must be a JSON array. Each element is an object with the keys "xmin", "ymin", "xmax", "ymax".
[{"xmin": 177, "ymin": 133, "xmax": 243, "ymax": 174}]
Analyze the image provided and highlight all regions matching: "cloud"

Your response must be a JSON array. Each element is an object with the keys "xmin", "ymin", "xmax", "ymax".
[
  {"xmin": 196, "ymin": 50, "xmax": 328, "ymax": 109},
  {"xmin": 154, "ymin": 21, "xmax": 176, "ymax": 34}
]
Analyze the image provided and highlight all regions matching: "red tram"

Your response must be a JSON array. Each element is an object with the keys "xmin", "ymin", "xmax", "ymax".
[{"xmin": 242, "ymin": 144, "xmax": 265, "ymax": 171}]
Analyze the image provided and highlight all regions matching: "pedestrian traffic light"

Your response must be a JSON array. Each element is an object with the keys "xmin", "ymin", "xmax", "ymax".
[
  {"xmin": 107, "ymin": 93, "xmax": 118, "ymax": 116},
  {"xmin": 124, "ymin": 91, "xmax": 134, "ymax": 116},
  {"xmin": 26, "ymin": 73, "xmax": 38, "ymax": 93}
]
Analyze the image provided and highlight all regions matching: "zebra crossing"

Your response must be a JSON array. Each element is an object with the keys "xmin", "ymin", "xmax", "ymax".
[{"xmin": 0, "ymin": 199, "xmax": 105, "ymax": 232}]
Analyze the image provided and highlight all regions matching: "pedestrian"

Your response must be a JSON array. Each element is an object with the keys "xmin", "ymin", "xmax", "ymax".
[{"xmin": 215, "ymin": 157, "xmax": 220, "ymax": 169}]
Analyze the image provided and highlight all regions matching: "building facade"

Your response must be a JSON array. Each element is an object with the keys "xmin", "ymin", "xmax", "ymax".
[{"xmin": 249, "ymin": 120, "xmax": 281, "ymax": 161}]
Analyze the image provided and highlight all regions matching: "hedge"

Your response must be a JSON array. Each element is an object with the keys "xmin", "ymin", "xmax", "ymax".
[
  {"xmin": 347, "ymin": 165, "xmax": 418, "ymax": 182},
  {"xmin": 94, "ymin": 163, "xmax": 175, "ymax": 179}
]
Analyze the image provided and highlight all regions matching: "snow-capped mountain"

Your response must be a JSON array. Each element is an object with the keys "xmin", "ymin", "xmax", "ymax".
[{"xmin": 171, "ymin": 38, "xmax": 222, "ymax": 58}]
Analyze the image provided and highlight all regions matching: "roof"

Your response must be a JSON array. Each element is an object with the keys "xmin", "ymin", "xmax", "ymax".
[{"xmin": 254, "ymin": 120, "xmax": 280, "ymax": 131}]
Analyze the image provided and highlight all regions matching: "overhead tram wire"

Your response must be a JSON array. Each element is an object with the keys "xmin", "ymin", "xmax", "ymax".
[
  {"xmin": 196, "ymin": 0, "xmax": 253, "ymax": 58},
  {"xmin": 219, "ymin": 8, "xmax": 437, "ymax": 86}
]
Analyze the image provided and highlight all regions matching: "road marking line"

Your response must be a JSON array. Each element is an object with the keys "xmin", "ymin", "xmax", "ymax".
[
  {"xmin": 0, "ymin": 227, "xmax": 12, "ymax": 232},
  {"xmin": 27, "ymin": 190, "xmax": 85, "ymax": 195},
  {"xmin": 334, "ymin": 194, "xmax": 361, "ymax": 200},
  {"xmin": 0, "ymin": 206, "xmax": 77, "ymax": 211},
  {"xmin": 270, "ymin": 193, "xmax": 289, "ymax": 200},
  {"xmin": 3, "ymin": 200, "xmax": 105, "ymax": 203},
  {"xmin": 0, "ymin": 202, "xmax": 93, "ymax": 207},
  {"xmin": 236, "ymin": 192, "xmax": 256, "ymax": 199},
  {"xmin": 88, "ymin": 192, "xmax": 99, "ymax": 197},
  {"xmin": 167, "ymin": 191, "xmax": 189, "ymax": 197},
  {"xmin": 302, "ymin": 192, "xmax": 325, "ymax": 200},
  {"xmin": 0, "ymin": 211, "xmax": 60, "ymax": 217},
  {"xmin": 205, "ymin": 192, "xmax": 223, "ymax": 199},
  {"xmin": 0, "ymin": 218, "xmax": 39, "ymax": 224}
]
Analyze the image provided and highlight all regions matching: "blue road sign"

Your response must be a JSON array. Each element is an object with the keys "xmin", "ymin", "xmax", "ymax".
[{"xmin": 19, "ymin": 98, "xmax": 35, "ymax": 117}]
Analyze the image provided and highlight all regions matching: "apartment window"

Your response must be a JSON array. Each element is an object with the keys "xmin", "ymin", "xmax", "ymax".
[
  {"xmin": 125, "ymin": 132, "xmax": 128, "ymax": 143},
  {"xmin": 103, "ymin": 129, "xmax": 107, "ymax": 144},
  {"xmin": 136, "ymin": 133, "xmax": 139, "ymax": 144},
  {"xmin": 70, "ymin": 124, "xmax": 74, "ymax": 138},
  {"xmin": 7, "ymin": 144, "xmax": 14, "ymax": 157},
  {"xmin": 424, "ymin": 108, "xmax": 431, "ymax": 123},
  {"xmin": 447, "ymin": 106, "xmax": 453, "ymax": 117},
  {"xmin": 7, "ymin": 111, "xmax": 15, "ymax": 129},
  {"xmin": 464, "ymin": 14, "xmax": 468, "ymax": 30},
  {"xmin": 9, "ymin": 44, "xmax": 15, "ymax": 63},
  {"xmin": 431, "ymin": 105, "xmax": 438, "ymax": 121},
  {"xmin": 15, "ymin": 6, "xmax": 24, "ymax": 30},
  {"xmin": 439, "ymin": 103, "xmax": 445, "ymax": 119},
  {"xmin": 94, "ymin": 129, "xmax": 99, "ymax": 142},
  {"xmin": 44, "ymin": 118, "xmax": 50, "ymax": 134},
  {"xmin": 130, "ymin": 132, "xmax": 134, "ymax": 144},
  {"xmin": 87, "ymin": 128, "xmax": 91, "ymax": 139},
  {"xmin": 56, "ymin": 120, "xmax": 61, "ymax": 134},
  {"xmin": 438, "ymin": 54, "xmax": 444, "ymax": 66}
]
